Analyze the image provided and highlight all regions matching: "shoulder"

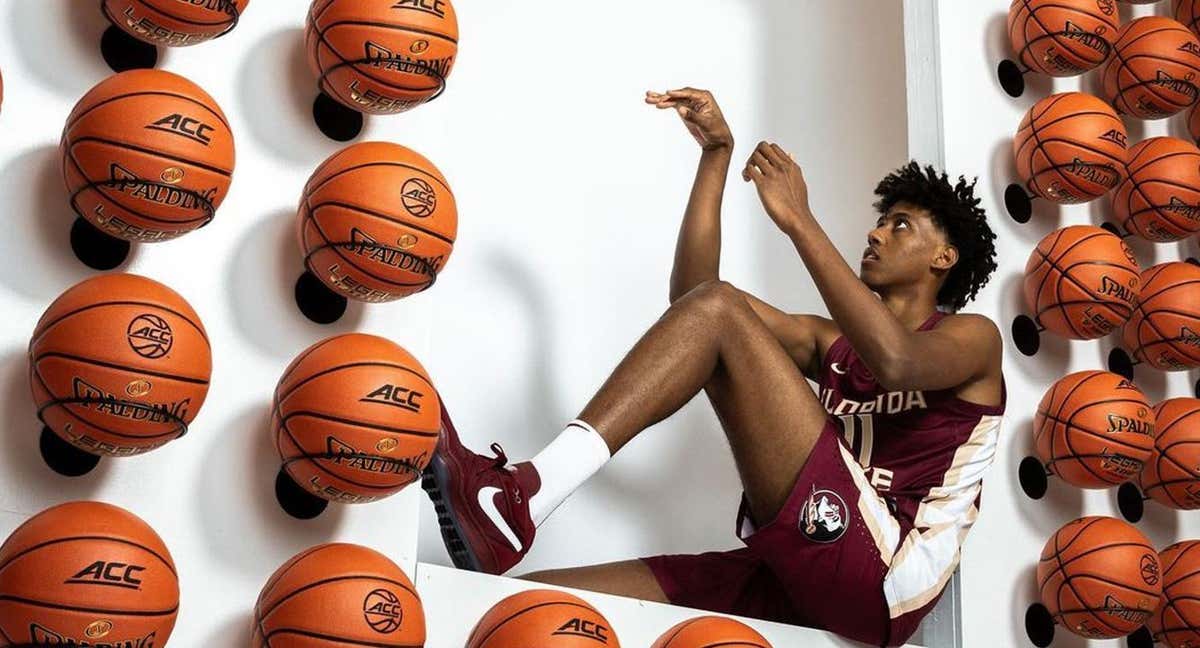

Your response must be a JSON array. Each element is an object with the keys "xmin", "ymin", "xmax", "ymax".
[{"xmin": 933, "ymin": 313, "xmax": 1003, "ymax": 355}]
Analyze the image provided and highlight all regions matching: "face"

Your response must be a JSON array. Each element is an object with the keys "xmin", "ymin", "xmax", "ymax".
[{"xmin": 859, "ymin": 201, "xmax": 955, "ymax": 294}]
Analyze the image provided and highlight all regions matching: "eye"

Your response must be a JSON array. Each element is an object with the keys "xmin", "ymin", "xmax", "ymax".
[{"xmin": 894, "ymin": 219, "xmax": 910, "ymax": 230}]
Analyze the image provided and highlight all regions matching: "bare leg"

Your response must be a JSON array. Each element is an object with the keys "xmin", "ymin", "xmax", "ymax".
[
  {"xmin": 579, "ymin": 280, "xmax": 828, "ymax": 523},
  {"xmin": 522, "ymin": 561, "xmax": 668, "ymax": 603}
]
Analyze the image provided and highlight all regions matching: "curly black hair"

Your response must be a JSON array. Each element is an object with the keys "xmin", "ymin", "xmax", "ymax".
[{"xmin": 873, "ymin": 161, "xmax": 998, "ymax": 312}]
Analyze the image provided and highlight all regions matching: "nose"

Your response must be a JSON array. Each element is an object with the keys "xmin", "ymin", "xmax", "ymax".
[{"xmin": 868, "ymin": 227, "xmax": 884, "ymax": 248}]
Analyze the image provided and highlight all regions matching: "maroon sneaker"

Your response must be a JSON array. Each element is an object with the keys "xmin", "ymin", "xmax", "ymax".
[{"xmin": 421, "ymin": 404, "xmax": 540, "ymax": 574}]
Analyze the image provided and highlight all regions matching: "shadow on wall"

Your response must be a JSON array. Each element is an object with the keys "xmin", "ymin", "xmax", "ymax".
[
  {"xmin": 0, "ymin": 348, "xmax": 113, "ymax": 513},
  {"xmin": 192, "ymin": 401, "xmax": 346, "ymax": 576},
  {"xmin": 236, "ymin": 27, "xmax": 340, "ymax": 165},
  {"xmin": 0, "ymin": 146, "xmax": 100, "ymax": 302},
  {"xmin": 224, "ymin": 207, "xmax": 364, "ymax": 361},
  {"xmin": 6, "ymin": 0, "xmax": 113, "ymax": 98}
]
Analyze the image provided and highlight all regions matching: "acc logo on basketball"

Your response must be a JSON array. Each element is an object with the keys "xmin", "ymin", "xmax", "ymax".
[
  {"xmin": 65, "ymin": 560, "xmax": 146, "ymax": 589},
  {"xmin": 800, "ymin": 488, "xmax": 849, "ymax": 543},
  {"xmin": 1140, "ymin": 553, "xmax": 1160, "ymax": 585},
  {"xmin": 147, "ymin": 113, "xmax": 215, "ymax": 145},
  {"xmin": 85, "ymin": 620, "xmax": 113, "ymax": 639},
  {"xmin": 401, "ymin": 178, "xmax": 437, "ymax": 217},
  {"xmin": 392, "ymin": 0, "xmax": 447, "ymax": 18},
  {"xmin": 363, "ymin": 588, "xmax": 403, "ymax": 633},
  {"xmin": 127, "ymin": 314, "xmax": 174, "ymax": 359},
  {"xmin": 361, "ymin": 384, "xmax": 424, "ymax": 412},
  {"xmin": 552, "ymin": 618, "xmax": 610, "ymax": 643}
]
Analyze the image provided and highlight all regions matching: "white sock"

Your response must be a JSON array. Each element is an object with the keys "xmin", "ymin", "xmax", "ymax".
[{"xmin": 528, "ymin": 420, "xmax": 612, "ymax": 527}]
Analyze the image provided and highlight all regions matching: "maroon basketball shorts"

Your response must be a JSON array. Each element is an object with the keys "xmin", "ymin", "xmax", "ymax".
[{"xmin": 642, "ymin": 419, "xmax": 941, "ymax": 647}]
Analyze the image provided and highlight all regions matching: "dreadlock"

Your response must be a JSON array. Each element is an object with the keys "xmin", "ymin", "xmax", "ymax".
[{"xmin": 873, "ymin": 161, "xmax": 998, "ymax": 311}]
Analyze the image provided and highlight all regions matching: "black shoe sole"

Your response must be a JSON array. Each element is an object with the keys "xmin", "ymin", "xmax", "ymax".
[{"xmin": 422, "ymin": 453, "xmax": 483, "ymax": 572}]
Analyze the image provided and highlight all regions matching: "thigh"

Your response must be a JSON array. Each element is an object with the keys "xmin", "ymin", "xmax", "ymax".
[{"xmin": 703, "ymin": 295, "xmax": 830, "ymax": 526}]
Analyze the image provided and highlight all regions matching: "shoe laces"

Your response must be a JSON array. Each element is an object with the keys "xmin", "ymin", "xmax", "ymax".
[
  {"xmin": 487, "ymin": 443, "xmax": 522, "ymax": 504},
  {"xmin": 489, "ymin": 443, "xmax": 509, "ymax": 468}
]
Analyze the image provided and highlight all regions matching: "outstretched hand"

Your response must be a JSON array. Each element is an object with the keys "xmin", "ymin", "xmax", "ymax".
[
  {"xmin": 743, "ymin": 141, "xmax": 812, "ymax": 233},
  {"xmin": 645, "ymin": 87, "xmax": 734, "ymax": 151}
]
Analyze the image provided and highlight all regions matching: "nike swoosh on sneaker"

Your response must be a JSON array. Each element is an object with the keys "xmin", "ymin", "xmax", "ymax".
[{"xmin": 478, "ymin": 486, "xmax": 524, "ymax": 552}]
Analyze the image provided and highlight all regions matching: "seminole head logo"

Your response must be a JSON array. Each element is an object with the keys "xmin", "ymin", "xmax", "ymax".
[{"xmin": 800, "ymin": 488, "xmax": 849, "ymax": 543}]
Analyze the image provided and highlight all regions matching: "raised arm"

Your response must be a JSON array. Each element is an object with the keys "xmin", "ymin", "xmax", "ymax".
[
  {"xmin": 743, "ymin": 143, "xmax": 1000, "ymax": 391},
  {"xmin": 645, "ymin": 88, "xmax": 735, "ymax": 303},
  {"xmin": 648, "ymin": 91, "xmax": 833, "ymax": 377}
]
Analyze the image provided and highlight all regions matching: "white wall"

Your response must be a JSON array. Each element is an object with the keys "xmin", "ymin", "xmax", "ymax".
[
  {"xmin": 936, "ymin": 1, "xmax": 1200, "ymax": 647},
  {"xmin": 0, "ymin": 0, "xmax": 909, "ymax": 646}
]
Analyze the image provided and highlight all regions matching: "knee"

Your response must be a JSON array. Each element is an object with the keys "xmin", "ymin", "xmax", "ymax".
[{"xmin": 675, "ymin": 280, "xmax": 743, "ymax": 317}]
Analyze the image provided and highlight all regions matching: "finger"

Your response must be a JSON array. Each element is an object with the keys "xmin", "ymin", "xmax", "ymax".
[
  {"xmin": 768, "ymin": 143, "xmax": 794, "ymax": 166},
  {"xmin": 665, "ymin": 88, "xmax": 708, "ymax": 100},
  {"xmin": 743, "ymin": 162, "xmax": 764, "ymax": 183},
  {"xmin": 676, "ymin": 106, "xmax": 693, "ymax": 120},
  {"xmin": 749, "ymin": 149, "xmax": 773, "ymax": 173}
]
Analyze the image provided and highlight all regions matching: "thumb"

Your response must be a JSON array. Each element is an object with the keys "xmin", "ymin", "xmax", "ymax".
[{"xmin": 676, "ymin": 106, "xmax": 692, "ymax": 120}]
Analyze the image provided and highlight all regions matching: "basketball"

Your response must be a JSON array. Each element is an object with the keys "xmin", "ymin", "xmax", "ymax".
[
  {"xmin": 305, "ymin": 0, "xmax": 459, "ymax": 114},
  {"xmin": 29, "ymin": 273, "xmax": 211, "ymax": 458},
  {"xmin": 273, "ymin": 333, "xmax": 440, "ymax": 504},
  {"xmin": 1122, "ymin": 261, "xmax": 1200, "ymax": 371},
  {"xmin": 1149, "ymin": 540, "xmax": 1200, "ymax": 648},
  {"xmin": 1014, "ymin": 92, "xmax": 1127, "ymax": 203},
  {"xmin": 102, "ymin": 0, "xmax": 250, "ymax": 46},
  {"xmin": 0, "ymin": 501, "xmax": 178, "ymax": 646},
  {"xmin": 1179, "ymin": 0, "xmax": 1200, "ymax": 37},
  {"xmin": 467, "ymin": 589, "xmax": 620, "ymax": 648},
  {"xmin": 1112, "ymin": 137, "xmax": 1200, "ymax": 241},
  {"xmin": 1039, "ymin": 516, "xmax": 1161, "ymax": 638},
  {"xmin": 252, "ymin": 543, "xmax": 424, "ymax": 646},
  {"xmin": 1101, "ymin": 16, "xmax": 1200, "ymax": 119},
  {"xmin": 651, "ymin": 616, "xmax": 772, "ymax": 648},
  {"xmin": 298, "ymin": 141, "xmax": 457, "ymax": 303},
  {"xmin": 61, "ymin": 70, "xmax": 236, "ymax": 243},
  {"xmin": 1034, "ymin": 370, "xmax": 1155, "ymax": 488},
  {"xmin": 1007, "ymin": 0, "xmax": 1120, "ymax": 76},
  {"xmin": 1023, "ymin": 225, "xmax": 1141, "ymax": 339},
  {"xmin": 1141, "ymin": 398, "xmax": 1200, "ymax": 509}
]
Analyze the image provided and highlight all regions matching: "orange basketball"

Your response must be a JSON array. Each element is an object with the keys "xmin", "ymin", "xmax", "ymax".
[
  {"xmin": 29, "ymin": 273, "xmax": 211, "ymax": 458},
  {"xmin": 467, "ymin": 589, "xmax": 620, "ymax": 648},
  {"xmin": 1023, "ymin": 225, "xmax": 1141, "ymax": 339},
  {"xmin": 1149, "ymin": 540, "xmax": 1200, "ymax": 648},
  {"xmin": 1113, "ymin": 137, "xmax": 1200, "ymax": 241},
  {"xmin": 1122, "ymin": 262, "xmax": 1200, "ymax": 371},
  {"xmin": 651, "ymin": 616, "xmax": 771, "ymax": 648},
  {"xmin": 1014, "ymin": 92, "xmax": 1127, "ymax": 203},
  {"xmin": 102, "ymin": 0, "xmax": 250, "ymax": 46},
  {"xmin": 1178, "ymin": 0, "xmax": 1200, "ymax": 37},
  {"xmin": 1102, "ymin": 16, "xmax": 1200, "ymax": 119},
  {"xmin": 1039, "ymin": 516, "xmax": 1161, "ymax": 638},
  {"xmin": 273, "ymin": 333, "xmax": 440, "ymax": 504},
  {"xmin": 61, "ymin": 70, "xmax": 235, "ymax": 243},
  {"xmin": 305, "ymin": 0, "xmax": 459, "ymax": 114},
  {"xmin": 298, "ymin": 141, "xmax": 457, "ymax": 303},
  {"xmin": 253, "ymin": 543, "xmax": 424, "ymax": 646},
  {"xmin": 1141, "ymin": 398, "xmax": 1200, "ymax": 509},
  {"xmin": 1008, "ymin": 0, "xmax": 1120, "ymax": 76},
  {"xmin": 0, "ymin": 501, "xmax": 178, "ymax": 646},
  {"xmin": 1034, "ymin": 370, "xmax": 1155, "ymax": 488}
]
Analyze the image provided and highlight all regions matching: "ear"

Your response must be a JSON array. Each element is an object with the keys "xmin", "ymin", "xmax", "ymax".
[{"xmin": 931, "ymin": 244, "xmax": 958, "ymax": 272}]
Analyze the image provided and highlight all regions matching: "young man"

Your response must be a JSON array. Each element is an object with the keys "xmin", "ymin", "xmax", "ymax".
[{"xmin": 422, "ymin": 88, "xmax": 1004, "ymax": 647}]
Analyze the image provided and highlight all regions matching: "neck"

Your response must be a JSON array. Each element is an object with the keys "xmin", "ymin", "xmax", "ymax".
[{"xmin": 878, "ymin": 286, "xmax": 941, "ymax": 330}]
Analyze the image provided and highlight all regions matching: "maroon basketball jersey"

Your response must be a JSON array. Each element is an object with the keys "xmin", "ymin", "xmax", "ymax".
[{"xmin": 816, "ymin": 311, "xmax": 1006, "ymax": 527}]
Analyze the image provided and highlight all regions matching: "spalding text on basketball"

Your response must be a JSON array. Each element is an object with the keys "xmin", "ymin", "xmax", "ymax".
[{"xmin": 31, "ymin": 623, "xmax": 156, "ymax": 648}]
